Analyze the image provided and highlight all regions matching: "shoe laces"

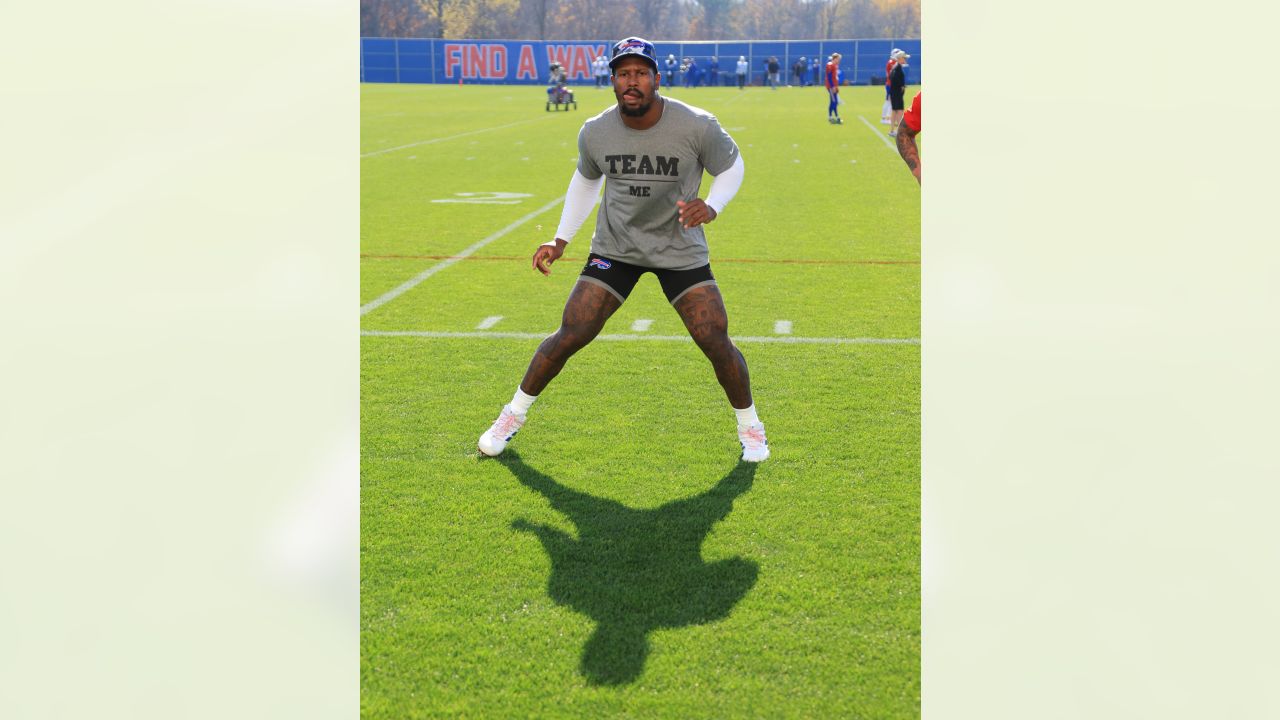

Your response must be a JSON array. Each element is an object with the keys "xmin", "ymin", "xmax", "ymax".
[
  {"xmin": 492, "ymin": 410, "xmax": 523, "ymax": 438},
  {"xmin": 739, "ymin": 424, "xmax": 767, "ymax": 448}
]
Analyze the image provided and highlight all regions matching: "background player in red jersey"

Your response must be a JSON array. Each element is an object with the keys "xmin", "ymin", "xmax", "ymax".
[
  {"xmin": 882, "ymin": 49, "xmax": 898, "ymax": 124},
  {"xmin": 825, "ymin": 52, "xmax": 842, "ymax": 124},
  {"xmin": 896, "ymin": 91, "xmax": 921, "ymax": 184}
]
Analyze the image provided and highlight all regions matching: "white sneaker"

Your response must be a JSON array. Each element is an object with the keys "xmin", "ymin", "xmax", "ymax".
[
  {"xmin": 478, "ymin": 404, "xmax": 526, "ymax": 457},
  {"xmin": 738, "ymin": 422, "xmax": 770, "ymax": 462}
]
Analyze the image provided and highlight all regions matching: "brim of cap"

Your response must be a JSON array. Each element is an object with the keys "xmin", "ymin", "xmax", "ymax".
[{"xmin": 609, "ymin": 53, "xmax": 658, "ymax": 71}]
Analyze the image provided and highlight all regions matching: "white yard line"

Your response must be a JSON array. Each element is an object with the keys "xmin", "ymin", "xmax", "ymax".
[
  {"xmin": 858, "ymin": 115, "xmax": 897, "ymax": 151},
  {"xmin": 774, "ymin": 320, "xmax": 793, "ymax": 335},
  {"xmin": 361, "ymin": 117, "xmax": 555, "ymax": 158},
  {"xmin": 361, "ymin": 330, "xmax": 919, "ymax": 345},
  {"xmin": 476, "ymin": 316, "xmax": 503, "ymax": 330},
  {"xmin": 359, "ymin": 197, "xmax": 564, "ymax": 316},
  {"xmin": 631, "ymin": 319, "xmax": 653, "ymax": 332}
]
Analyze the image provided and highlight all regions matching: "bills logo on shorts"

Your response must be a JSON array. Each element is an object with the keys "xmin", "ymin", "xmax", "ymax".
[{"xmin": 589, "ymin": 258, "xmax": 612, "ymax": 270}]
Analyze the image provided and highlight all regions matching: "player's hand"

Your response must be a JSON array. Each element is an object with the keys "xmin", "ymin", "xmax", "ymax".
[
  {"xmin": 533, "ymin": 238, "xmax": 567, "ymax": 276},
  {"xmin": 676, "ymin": 199, "xmax": 717, "ymax": 229}
]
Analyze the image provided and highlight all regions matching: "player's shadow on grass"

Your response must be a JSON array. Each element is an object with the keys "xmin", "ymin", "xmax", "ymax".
[{"xmin": 498, "ymin": 452, "xmax": 758, "ymax": 686}]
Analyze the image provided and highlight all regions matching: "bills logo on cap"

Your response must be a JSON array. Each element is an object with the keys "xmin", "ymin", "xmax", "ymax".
[
  {"xmin": 589, "ymin": 258, "xmax": 612, "ymax": 270},
  {"xmin": 609, "ymin": 36, "xmax": 658, "ymax": 71}
]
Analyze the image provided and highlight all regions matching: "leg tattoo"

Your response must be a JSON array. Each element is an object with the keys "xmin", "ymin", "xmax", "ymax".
[
  {"xmin": 674, "ymin": 285, "xmax": 753, "ymax": 408},
  {"xmin": 520, "ymin": 281, "xmax": 622, "ymax": 396}
]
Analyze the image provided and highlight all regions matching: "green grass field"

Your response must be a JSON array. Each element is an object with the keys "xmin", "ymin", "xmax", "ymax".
[{"xmin": 361, "ymin": 81, "xmax": 921, "ymax": 718}]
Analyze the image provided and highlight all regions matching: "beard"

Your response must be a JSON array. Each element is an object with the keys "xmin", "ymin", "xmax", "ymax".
[
  {"xmin": 616, "ymin": 89, "xmax": 654, "ymax": 117},
  {"xmin": 619, "ymin": 97, "xmax": 653, "ymax": 117}
]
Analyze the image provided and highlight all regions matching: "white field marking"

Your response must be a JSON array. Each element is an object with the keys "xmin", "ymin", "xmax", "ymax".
[
  {"xmin": 858, "ymin": 115, "xmax": 897, "ymax": 151},
  {"xmin": 476, "ymin": 316, "xmax": 503, "ymax": 330},
  {"xmin": 631, "ymin": 319, "xmax": 653, "ymax": 332},
  {"xmin": 360, "ymin": 116, "xmax": 554, "ymax": 158},
  {"xmin": 432, "ymin": 192, "xmax": 533, "ymax": 205},
  {"xmin": 774, "ymin": 320, "xmax": 793, "ymax": 335},
  {"xmin": 361, "ymin": 330, "xmax": 918, "ymax": 345},
  {"xmin": 359, "ymin": 197, "xmax": 564, "ymax": 316}
]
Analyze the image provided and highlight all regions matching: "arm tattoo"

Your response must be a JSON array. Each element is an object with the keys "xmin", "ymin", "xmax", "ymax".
[{"xmin": 896, "ymin": 124, "xmax": 920, "ymax": 173}]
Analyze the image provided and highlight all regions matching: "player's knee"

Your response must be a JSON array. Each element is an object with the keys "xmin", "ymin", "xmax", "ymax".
[
  {"xmin": 553, "ymin": 323, "xmax": 600, "ymax": 356},
  {"xmin": 690, "ymin": 312, "xmax": 729, "ymax": 341},
  {"xmin": 540, "ymin": 330, "xmax": 576, "ymax": 362},
  {"xmin": 691, "ymin": 323, "xmax": 732, "ymax": 356}
]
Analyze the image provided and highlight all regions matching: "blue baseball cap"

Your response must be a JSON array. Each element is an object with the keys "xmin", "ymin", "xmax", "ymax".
[{"xmin": 609, "ymin": 37, "xmax": 658, "ymax": 72}]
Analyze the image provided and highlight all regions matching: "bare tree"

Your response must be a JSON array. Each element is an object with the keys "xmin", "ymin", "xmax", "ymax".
[
  {"xmin": 815, "ymin": 0, "xmax": 840, "ymax": 39},
  {"xmin": 690, "ymin": 0, "xmax": 739, "ymax": 40},
  {"xmin": 362, "ymin": 0, "xmax": 431, "ymax": 37},
  {"xmin": 877, "ymin": 0, "xmax": 919, "ymax": 38},
  {"xmin": 628, "ymin": 0, "xmax": 675, "ymax": 39},
  {"xmin": 361, "ymin": 0, "xmax": 917, "ymax": 39},
  {"xmin": 519, "ymin": 0, "xmax": 555, "ymax": 39},
  {"xmin": 551, "ymin": 0, "xmax": 635, "ymax": 40},
  {"xmin": 446, "ymin": 0, "xmax": 522, "ymax": 38},
  {"xmin": 426, "ymin": 0, "xmax": 448, "ymax": 36}
]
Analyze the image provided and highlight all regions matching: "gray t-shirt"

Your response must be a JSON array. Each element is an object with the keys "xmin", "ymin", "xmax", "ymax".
[{"xmin": 576, "ymin": 97, "xmax": 739, "ymax": 270}]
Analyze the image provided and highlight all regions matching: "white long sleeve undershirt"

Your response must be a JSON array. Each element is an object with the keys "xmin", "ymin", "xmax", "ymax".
[
  {"xmin": 552, "ymin": 170, "xmax": 604, "ymax": 242},
  {"xmin": 705, "ymin": 154, "xmax": 745, "ymax": 217}
]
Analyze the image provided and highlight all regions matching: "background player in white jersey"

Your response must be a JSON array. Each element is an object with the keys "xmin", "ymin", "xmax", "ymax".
[
  {"xmin": 593, "ymin": 54, "xmax": 609, "ymax": 88},
  {"xmin": 479, "ymin": 36, "xmax": 769, "ymax": 463}
]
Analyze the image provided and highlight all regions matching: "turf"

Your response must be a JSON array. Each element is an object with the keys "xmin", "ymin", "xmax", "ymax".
[{"xmin": 361, "ymin": 81, "xmax": 920, "ymax": 718}]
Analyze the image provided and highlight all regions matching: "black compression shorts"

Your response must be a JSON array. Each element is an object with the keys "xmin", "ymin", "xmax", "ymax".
[
  {"xmin": 578, "ymin": 253, "xmax": 716, "ymax": 304},
  {"xmin": 890, "ymin": 87, "xmax": 906, "ymax": 110}
]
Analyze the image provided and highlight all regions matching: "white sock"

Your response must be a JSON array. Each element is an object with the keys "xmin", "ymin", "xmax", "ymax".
[
  {"xmin": 733, "ymin": 404, "xmax": 760, "ymax": 427},
  {"xmin": 510, "ymin": 387, "xmax": 537, "ymax": 415}
]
